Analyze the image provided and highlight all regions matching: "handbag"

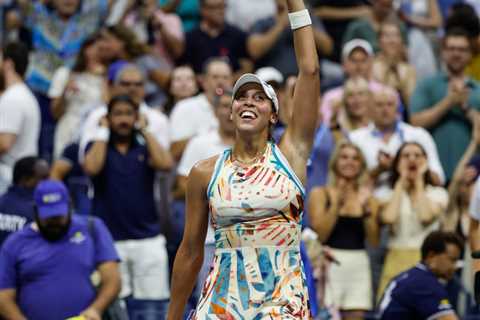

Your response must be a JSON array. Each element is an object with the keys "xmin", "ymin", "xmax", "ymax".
[{"xmin": 88, "ymin": 216, "xmax": 129, "ymax": 320}]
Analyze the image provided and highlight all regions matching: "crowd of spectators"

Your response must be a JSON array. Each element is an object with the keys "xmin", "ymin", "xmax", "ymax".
[{"xmin": 2, "ymin": 0, "xmax": 480, "ymax": 319}]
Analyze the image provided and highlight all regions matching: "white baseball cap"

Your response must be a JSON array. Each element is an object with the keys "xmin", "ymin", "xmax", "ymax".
[
  {"xmin": 232, "ymin": 73, "xmax": 279, "ymax": 114},
  {"xmin": 341, "ymin": 39, "xmax": 374, "ymax": 61},
  {"xmin": 255, "ymin": 67, "xmax": 284, "ymax": 85}
]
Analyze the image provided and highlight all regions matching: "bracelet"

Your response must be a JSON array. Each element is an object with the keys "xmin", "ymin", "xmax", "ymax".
[
  {"xmin": 94, "ymin": 127, "xmax": 110, "ymax": 142},
  {"xmin": 288, "ymin": 9, "xmax": 312, "ymax": 30}
]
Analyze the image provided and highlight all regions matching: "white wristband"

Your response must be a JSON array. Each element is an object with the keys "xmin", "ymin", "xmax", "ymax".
[
  {"xmin": 94, "ymin": 127, "xmax": 110, "ymax": 142},
  {"xmin": 288, "ymin": 9, "xmax": 312, "ymax": 30}
]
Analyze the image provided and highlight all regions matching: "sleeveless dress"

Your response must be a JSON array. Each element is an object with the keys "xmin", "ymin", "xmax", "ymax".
[{"xmin": 191, "ymin": 142, "xmax": 311, "ymax": 319}]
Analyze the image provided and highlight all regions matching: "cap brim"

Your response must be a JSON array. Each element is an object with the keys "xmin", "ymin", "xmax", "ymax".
[
  {"xmin": 37, "ymin": 203, "xmax": 69, "ymax": 219},
  {"xmin": 233, "ymin": 74, "xmax": 264, "ymax": 99}
]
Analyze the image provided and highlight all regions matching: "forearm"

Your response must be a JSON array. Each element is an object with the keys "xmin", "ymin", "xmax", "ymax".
[
  {"xmin": 247, "ymin": 23, "xmax": 285, "ymax": 60},
  {"xmin": 0, "ymin": 293, "xmax": 26, "ymax": 320},
  {"xmin": 364, "ymin": 201, "xmax": 380, "ymax": 247},
  {"xmin": 171, "ymin": 139, "xmax": 190, "ymax": 162},
  {"xmin": 314, "ymin": 6, "xmax": 370, "ymax": 20},
  {"xmin": 311, "ymin": 207, "xmax": 339, "ymax": 243},
  {"xmin": 143, "ymin": 130, "xmax": 173, "ymax": 170},
  {"xmin": 410, "ymin": 97, "xmax": 451, "ymax": 128},
  {"xmin": 414, "ymin": 186, "xmax": 440, "ymax": 225},
  {"xmin": 314, "ymin": 29, "xmax": 333, "ymax": 57},
  {"xmin": 50, "ymin": 96, "xmax": 67, "ymax": 120},
  {"xmin": 89, "ymin": 275, "xmax": 121, "ymax": 314},
  {"xmin": 381, "ymin": 183, "xmax": 403, "ymax": 224},
  {"xmin": 167, "ymin": 245, "xmax": 204, "ymax": 320},
  {"xmin": 159, "ymin": 27, "xmax": 185, "ymax": 59},
  {"xmin": 408, "ymin": 15, "xmax": 442, "ymax": 29},
  {"xmin": 83, "ymin": 141, "xmax": 108, "ymax": 176}
]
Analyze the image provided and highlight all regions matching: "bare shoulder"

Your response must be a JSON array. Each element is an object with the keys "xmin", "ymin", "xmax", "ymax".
[{"xmin": 188, "ymin": 155, "xmax": 221, "ymax": 188}]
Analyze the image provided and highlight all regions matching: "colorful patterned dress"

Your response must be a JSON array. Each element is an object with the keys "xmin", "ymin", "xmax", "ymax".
[{"xmin": 191, "ymin": 142, "xmax": 311, "ymax": 319}]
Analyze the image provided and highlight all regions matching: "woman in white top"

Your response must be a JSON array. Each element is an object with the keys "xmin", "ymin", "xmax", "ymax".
[
  {"xmin": 49, "ymin": 35, "xmax": 107, "ymax": 159},
  {"xmin": 378, "ymin": 141, "xmax": 448, "ymax": 298}
]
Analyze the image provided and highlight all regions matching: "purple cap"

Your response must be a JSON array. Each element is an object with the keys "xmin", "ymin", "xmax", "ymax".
[{"xmin": 34, "ymin": 180, "xmax": 69, "ymax": 219}]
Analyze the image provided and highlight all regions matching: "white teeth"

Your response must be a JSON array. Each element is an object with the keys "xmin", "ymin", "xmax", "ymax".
[{"xmin": 240, "ymin": 111, "xmax": 257, "ymax": 119}]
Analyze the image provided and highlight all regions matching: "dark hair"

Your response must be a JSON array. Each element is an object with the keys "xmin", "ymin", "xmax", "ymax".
[
  {"xmin": 72, "ymin": 34, "xmax": 98, "ymax": 72},
  {"xmin": 445, "ymin": 3, "xmax": 480, "ymax": 39},
  {"xmin": 107, "ymin": 95, "xmax": 139, "ymax": 114},
  {"xmin": 421, "ymin": 230, "xmax": 463, "ymax": 261},
  {"xmin": 389, "ymin": 142, "xmax": 434, "ymax": 187},
  {"xmin": 3, "ymin": 42, "xmax": 29, "ymax": 77},
  {"xmin": 103, "ymin": 24, "xmax": 149, "ymax": 60},
  {"xmin": 442, "ymin": 27, "xmax": 473, "ymax": 51},
  {"xmin": 13, "ymin": 156, "xmax": 41, "ymax": 185}
]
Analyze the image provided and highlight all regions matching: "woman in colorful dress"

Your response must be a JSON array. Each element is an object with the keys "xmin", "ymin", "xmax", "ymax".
[{"xmin": 166, "ymin": 0, "xmax": 319, "ymax": 318}]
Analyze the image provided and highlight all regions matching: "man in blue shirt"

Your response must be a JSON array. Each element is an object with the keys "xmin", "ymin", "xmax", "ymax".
[
  {"xmin": 83, "ymin": 95, "xmax": 173, "ymax": 319},
  {"xmin": 0, "ymin": 180, "xmax": 120, "ymax": 320},
  {"xmin": 378, "ymin": 230, "xmax": 462, "ymax": 320},
  {"xmin": 0, "ymin": 156, "xmax": 49, "ymax": 247}
]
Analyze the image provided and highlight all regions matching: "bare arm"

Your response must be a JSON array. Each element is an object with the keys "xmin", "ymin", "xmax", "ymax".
[
  {"xmin": 83, "ymin": 140, "xmax": 108, "ymax": 177},
  {"xmin": 167, "ymin": 158, "xmax": 213, "ymax": 320},
  {"xmin": 364, "ymin": 198, "xmax": 381, "ymax": 247},
  {"xmin": 0, "ymin": 133, "xmax": 16, "ymax": 156},
  {"xmin": 50, "ymin": 96, "xmax": 67, "ymax": 120},
  {"xmin": 405, "ymin": 0, "xmax": 442, "ymax": 29},
  {"xmin": 81, "ymin": 262, "xmax": 121, "ymax": 318},
  {"xmin": 413, "ymin": 180, "xmax": 445, "ymax": 226},
  {"xmin": 410, "ymin": 96, "xmax": 453, "ymax": 128},
  {"xmin": 436, "ymin": 313, "xmax": 459, "ymax": 320},
  {"xmin": 156, "ymin": 23, "xmax": 185, "ymax": 59},
  {"xmin": 142, "ymin": 129, "xmax": 174, "ymax": 171},
  {"xmin": 0, "ymin": 289, "xmax": 26, "ymax": 320},
  {"xmin": 279, "ymin": 0, "xmax": 320, "ymax": 184},
  {"xmin": 247, "ymin": 16, "xmax": 288, "ymax": 60},
  {"xmin": 172, "ymin": 175, "xmax": 188, "ymax": 200},
  {"xmin": 314, "ymin": 5, "xmax": 370, "ymax": 20},
  {"xmin": 50, "ymin": 159, "xmax": 73, "ymax": 181},
  {"xmin": 170, "ymin": 139, "xmax": 190, "ymax": 162},
  {"xmin": 313, "ymin": 28, "xmax": 333, "ymax": 57},
  {"xmin": 308, "ymin": 187, "xmax": 339, "ymax": 243},
  {"xmin": 381, "ymin": 180, "xmax": 404, "ymax": 225}
]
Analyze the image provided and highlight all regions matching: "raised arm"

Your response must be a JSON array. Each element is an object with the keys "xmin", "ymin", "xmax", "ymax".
[
  {"xmin": 167, "ymin": 158, "xmax": 213, "ymax": 320},
  {"xmin": 83, "ymin": 118, "xmax": 110, "ymax": 177},
  {"xmin": 279, "ymin": 0, "xmax": 320, "ymax": 183},
  {"xmin": 308, "ymin": 187, "xmax": 339, "ymax": 243}
]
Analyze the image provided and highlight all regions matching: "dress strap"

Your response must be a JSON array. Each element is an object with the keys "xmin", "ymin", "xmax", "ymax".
[{"xmin": 206, "ymin": 148, "xmax": 231, "ymax": 199}]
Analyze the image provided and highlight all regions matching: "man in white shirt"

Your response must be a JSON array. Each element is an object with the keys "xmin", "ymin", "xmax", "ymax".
[
  {"xmin": 169, "ymin": 57, "xmax": 233, "ymax": 161},
  {"xmin": 175, "ymin": 88, "xmax": 235, "ymax": 300},
  {"xmin": 349, "ymin": 86, "xmax": 445, "ymax": 192},
  {"xmin": 0, "ymin": 42, "xmax": 40, "ymax": 194},
  {"xmin": 79, "ymin": 64, "xmax": 170, "ymax": 161}
]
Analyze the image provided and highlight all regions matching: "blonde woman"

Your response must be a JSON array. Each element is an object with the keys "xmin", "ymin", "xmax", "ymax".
[
  {"xmin": 372, "ymin": 22, "xmax": 416, "ymax": 108},
  {"xmin": 330, "ymin": 77, "xmax": 372, "ymax": 139},
  {"xmin": 308, "ymin": 141, "xmax": 380, "ymax": 320},
  {"xmin": 378, "ymin": 142, "xmax": 448, "ymax": 297}
]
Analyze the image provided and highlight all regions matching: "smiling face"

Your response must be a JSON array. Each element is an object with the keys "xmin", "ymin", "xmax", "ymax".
[
  {"xmin": 231, "ymin": 83, "xmax": 277, "ymax": 137},
  {"xmin": 379, "ymin": 23, "xmax": 403, "ymax": 57},
  {"xmin": 344, "ymin": 78, "xmax": 371, "ymax": 119},
  {"xmin": 334, "ymin": 145, "xmax": 364, "ymax": 180}
]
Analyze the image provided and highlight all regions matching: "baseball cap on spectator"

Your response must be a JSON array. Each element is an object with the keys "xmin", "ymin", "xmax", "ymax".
[
  {"xmin": 233, "ymin": 73, "xmax": 280, "ymax": 114},
  {"xmin": 256, "ymin": 67, "xmax": 284, "ymax": 88},
  {"xmin": 34, "ymin": 180, "xmax": 70, "ymax": 219},
  {"xmin": 108, "ymin": 60, "xmax": 129, "ymax": 83},
  {"xmin": 341, "ymin": 39, "xmax": 374, "ymax": 61}
]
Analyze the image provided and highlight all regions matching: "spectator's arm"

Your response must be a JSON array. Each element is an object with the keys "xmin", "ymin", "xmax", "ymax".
[
  {"xmin": 172, "ymin": 175, "xmax": 187, "ymax": 200},
  {"xmin": 170, "ymin": 139, "xmax": 190, "ymax": 162},
  {"xmin": 233, "ymin": 58, "xmax": 254, "ymax": 81},
  {"xmin": 149, "ymin": 69, "xmax": 171, "ymax": 91},
  {"xmin": 436, "ymin": 314, "xmax": 459, "ymax": 320},
  {"xmin": 403, "ymin": 0, "xmax": 442, "ymax": 29},
  {"xmin": 413, "ymin": 183, "xmax": 446, "ymax": 226},
  {"xmin": 381, "ymin": 181, "xmax": 403, "ymax": 225},
  {"xmin": 160, "ymin": 0, "xmax": 182, "ymax": 13},
  {"xmin": 410, "ymin": 96, "xmax": 453, "ymax": 128},
  {"xmin": 0, "ymin": 134, "xmax": 16, "ymax": 156},
  {"xmin": 81, "ymin": 261, "xmax": 121, "ymax": 319},
  {"xmin": 364, "ymin": 198, "xmax": 381, "ymax": 247},
  {"xmin": 83, "ymin": 140, "xmax": 108, "ymax": 176},
  {"xmin": 0, "ymin": 289, "xmax": 26, "ymax": 320},
  {"xmin": 247, "ymin": 18, "xmax": 288, "ymax": 60},
  {"xmin": 156, "ymin": 21, "xmax": 185, "ymax": 59},
  {"xmin": 142, "ymin": 128, "xmax": 174, "ymax": 171},
  {"xmin": 50, "ymin": 95, "xmax": 67, "ymax": 120},
  {"xmin": 50, "ymin": 159, "xmax": 73, "ymax": 181},
  {"xmin": 314, "ymin": 5, "xmax": 370, "ymax": 20},
  {"xmin": 308, "ymin": 187, "xmax": 339, "ymax": 243},
  {"xmin": 313, "ymin": 27, "xmax": 333, "ymax": 57}
]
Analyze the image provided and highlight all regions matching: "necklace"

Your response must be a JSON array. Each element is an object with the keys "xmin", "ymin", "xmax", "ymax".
[{"xmin": 231, "ymin": 144, "xmax": 268, "ymax": 166}]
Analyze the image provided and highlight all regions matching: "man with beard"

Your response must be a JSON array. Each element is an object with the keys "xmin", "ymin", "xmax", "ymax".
[
  {"xmin": 83, "ymin": 95, "xmax": 173, "ymax": 319},
  {"xmin": 0, "ymin": 180, "xmax": 120, "ymax": 320},
  {"xmin": 411, "ymin": 27, "xmax": 480, "ymax": 181},
  {"xmin": 0, "ymin": 42, "xmax": 40, "ymax": 195}
]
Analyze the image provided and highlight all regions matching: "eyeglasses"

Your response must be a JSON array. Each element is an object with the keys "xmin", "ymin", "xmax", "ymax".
[{"xmin": 119, "ymin": 80, "xmax": 144, "ymax": 88}]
